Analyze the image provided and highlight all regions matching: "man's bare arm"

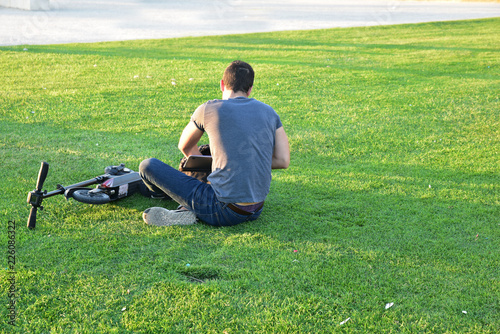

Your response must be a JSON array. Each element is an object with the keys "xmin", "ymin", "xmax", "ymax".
[
  {"xmin": 178, "ymin": 121, "xmax": 204, "ymax": 157},
  {"xmin": 272, "ymin": 126, "xmax": 290, "ymax": 169}
]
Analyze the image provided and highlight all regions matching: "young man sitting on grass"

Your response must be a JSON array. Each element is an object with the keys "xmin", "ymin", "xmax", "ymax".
[{"xmin": 139, "ymin": 60, "xmax": 290, "ymax": 226}]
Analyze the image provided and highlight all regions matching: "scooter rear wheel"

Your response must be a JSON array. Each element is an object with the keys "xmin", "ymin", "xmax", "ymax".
[{"xmin": 72, "ymin": 189, "xmax": 111, "ymax": 204}]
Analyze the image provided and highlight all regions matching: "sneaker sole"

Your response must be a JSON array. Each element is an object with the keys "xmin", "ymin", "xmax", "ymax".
[{"xmin": 143, "ymin": 207, "xmax": 197, "ymax": 226}]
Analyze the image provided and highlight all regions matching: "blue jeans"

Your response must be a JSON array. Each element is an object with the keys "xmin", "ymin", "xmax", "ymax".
[{"xmin": 139, "ymin": 158, "xmax": 263, "ymax": 226}]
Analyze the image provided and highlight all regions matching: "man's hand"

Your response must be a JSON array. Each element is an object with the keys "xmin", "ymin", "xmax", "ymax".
[
  {"xmin": 272, "ymin": 127, "xmax": 290, "ymax": 169},
  {"xmin": 178, "ymin": 121, "xmax": 204, "ymax": 157}
]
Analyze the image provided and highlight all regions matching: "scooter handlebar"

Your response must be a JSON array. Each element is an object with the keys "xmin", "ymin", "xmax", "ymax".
[
  {"xmin": 27, "ymin": 161, "xmax": 49, "ymax": 230},
  {"xmin": 36, "ymin": 161, "xmax": 49, "ymax": 192},
  {"xmin": 27, "ymin": 206, "xmax": 38, "ymax": 230}
]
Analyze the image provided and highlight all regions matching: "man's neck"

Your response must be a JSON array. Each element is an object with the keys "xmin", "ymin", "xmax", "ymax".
[{"xmin": 222, "ymin": 90, "xmax": 249, "ymax": 100}]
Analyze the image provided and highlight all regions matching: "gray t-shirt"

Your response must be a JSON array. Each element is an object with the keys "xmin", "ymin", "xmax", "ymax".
[{"xmin": 191, "ymin": 97, "xmax": 283, "ymax": 203}]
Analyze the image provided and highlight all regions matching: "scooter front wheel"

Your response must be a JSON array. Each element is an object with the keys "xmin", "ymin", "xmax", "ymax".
[{"xmin": 72, "ymin": 189, "xmax": 111, "ymax": 204}]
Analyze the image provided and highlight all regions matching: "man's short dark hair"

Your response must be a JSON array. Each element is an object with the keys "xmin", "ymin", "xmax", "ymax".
[{"xmin": 222, "ymin": 60, "xmax": 254, "ymax": 94}]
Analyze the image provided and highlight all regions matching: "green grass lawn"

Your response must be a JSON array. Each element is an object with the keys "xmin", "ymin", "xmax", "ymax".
[{"xmin": 0, "ymin": 18, "xmax": 499, "ymax": 333}]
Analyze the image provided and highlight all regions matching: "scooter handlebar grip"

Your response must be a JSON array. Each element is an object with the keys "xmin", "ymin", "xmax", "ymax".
[
  {"xmin": 27, "ymin": 206, "xmax": 37, "ymax": 229},
  {"xmin": 36, "ymin": 161, "xmax": 49, "ymax": 192}
]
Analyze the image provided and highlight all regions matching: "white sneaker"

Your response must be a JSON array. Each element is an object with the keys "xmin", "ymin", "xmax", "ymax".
[{"xmin": 142, "ymin": 207, "xmax": 197, "ymax": 226}]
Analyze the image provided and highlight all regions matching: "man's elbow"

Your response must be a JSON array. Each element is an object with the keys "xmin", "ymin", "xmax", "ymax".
[
  {"xmin": 281, "ymin": 156, "xmax": 290, "ymax": 169},
  {"xmin": 272, "ymin": 156, "xmax": 290, "ymax": 169},
  {"xmin": 178, "ymin": 142, "xmax": 188, "ymax": 157}
]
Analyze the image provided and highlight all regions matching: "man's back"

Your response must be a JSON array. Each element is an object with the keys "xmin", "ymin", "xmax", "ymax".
[{"xmin": 192, "ymin": 97, "xmax": 283, "ymax": 203}]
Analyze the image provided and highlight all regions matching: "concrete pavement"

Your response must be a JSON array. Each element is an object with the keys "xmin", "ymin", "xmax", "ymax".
[{"xmin": 1, "ymin": 0, "xmax": 499, "ymax": 46}]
